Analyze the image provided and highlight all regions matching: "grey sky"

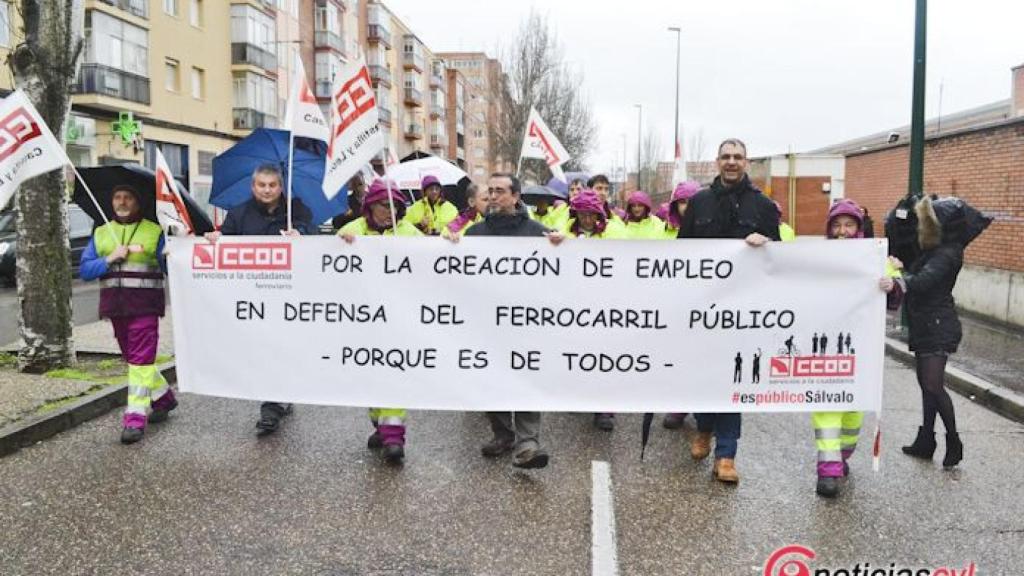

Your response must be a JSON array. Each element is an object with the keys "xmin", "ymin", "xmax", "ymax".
[{"xmin": 384, "ymin": 0, "xmax": 1024, "ymax": 175}]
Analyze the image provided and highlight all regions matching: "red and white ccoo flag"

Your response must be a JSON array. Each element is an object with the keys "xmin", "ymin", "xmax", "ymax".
[
  {"xmin": 322, "ymin": 53, "xmax": 386, "ymax": 200},
  {"xmin": 154, "ymin": 147, "xmax": 195, "ymax": 235},
  {"xmin": 519, "ymin": 107, "xmax": 571, "ymax": 183},
  {"xmin": 0, "ymin": 90, "xmax": 71, "ymax": 211},
  {"xmin": 283, "ymin": 54, "xmax": 329, "ymax": 143}
]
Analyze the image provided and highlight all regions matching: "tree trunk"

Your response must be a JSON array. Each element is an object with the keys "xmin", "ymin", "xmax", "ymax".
[{"xmin": 7, "ymin": 1, "xmax": 84, "ymax": 373}]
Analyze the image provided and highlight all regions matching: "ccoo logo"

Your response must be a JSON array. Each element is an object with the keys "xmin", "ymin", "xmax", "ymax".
[{"xmin": 191, "ymin": 243, "xmax": 292, "ymax": 271}]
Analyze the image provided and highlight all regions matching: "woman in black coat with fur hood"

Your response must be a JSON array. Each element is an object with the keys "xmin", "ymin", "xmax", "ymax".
[{"xmin": 892, "ymin": 195, "xmax": 991, "ymax": 469}]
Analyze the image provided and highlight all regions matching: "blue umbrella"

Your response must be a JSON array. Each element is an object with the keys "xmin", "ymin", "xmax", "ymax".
[{"xmin": 210, "ymin": 128, "xmax": 348, "ymax": 225}]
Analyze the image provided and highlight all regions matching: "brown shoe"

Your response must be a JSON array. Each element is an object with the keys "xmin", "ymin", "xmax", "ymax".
[
  {"xmin": 690, "ymin": 431, "xmax": 712, "ymax": 460},
  {"xmin": 713, "ymin": 458, "xmax": 739, "ymax": 483}
]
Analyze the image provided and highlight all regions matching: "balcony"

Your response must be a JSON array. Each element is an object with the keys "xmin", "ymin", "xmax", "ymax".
[
  {"xmin": 72, "ymin": 64, "xmax": 150, "ymax": 105},
  {"xmin": 430, "ymin": 133, "xmax": 447, "ymax": 149},
  {"xmin": 404, "ymin": 123, "xmax": 423, "ymax": 140},
  {"xmin": 429, "ymin": 102, "xmax": 444, "ymax": 119},
  {"xmin": 317, "ymin": 0, "xmax": 346, "ymax": 10},
  {"xmin": 98, "ymin": 0, "xmax": 148, "ymax": 19},
  {"xmin": 403, "ymin": 87, "xmax": 423, "ymax": 107},
  {"xmin": 367, "ymin": 24, "xmax": 391, "ymax": 48},
  {"xmin": 368, "ymin": 65, "xmax": 391, "ymax": 88},
  {"xmin": 456, "ymin": 118, "xmax": 465, "ymax": 135},
  {"xmin": 231, "ymin": 43, "xmax": 277, "ymax": 71},
  {"xmin": 430, "ymin": 72, "xmax": 444, "ymax": 89},
  {"xmin": 377, "ymin": 106, "xmax": 392, "ymax": 126},
  {"xmin": 233, "ymin": 108, "xmax": 276, "ymax": 131},
  {"xmin": 315, "ymin": 30, "xmax": 344, "ymax": 54},
  {"xmin": 456, "ymin": 146, "xmax": 465, "ymax": 160},
  {"xmin": 402, "ymin": 51, "xmax": 424, "ymax": 72}
]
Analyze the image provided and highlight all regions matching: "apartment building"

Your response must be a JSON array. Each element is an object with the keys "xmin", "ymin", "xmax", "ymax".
[
  {"xmin": 437, "ymin": 52, "xmax": 510, "ymax": 182},
  {"xmin": 0, "ymin": 0, "xmax": 496, "ymax": 200}
]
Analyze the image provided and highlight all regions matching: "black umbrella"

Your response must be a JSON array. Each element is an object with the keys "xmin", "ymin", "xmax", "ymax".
[
  {"xmin": 73, "ymin": 164, "xmax": 214, "ymax": 235},
  {"xmin": 641, "ymin": 413, "xmax": 654, "ymax": 460}
]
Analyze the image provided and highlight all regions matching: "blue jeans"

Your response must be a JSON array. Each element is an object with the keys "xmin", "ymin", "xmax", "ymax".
[{"xmin": 695, "ymin": 413, "xmax": 741, "ymax": 458}]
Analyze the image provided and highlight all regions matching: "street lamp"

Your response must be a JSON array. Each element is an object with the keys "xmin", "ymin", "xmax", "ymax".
[
  {"xmin": 621, "ymin": 133, "xmax": 627, "ymax": 195},
  {"xmin": 668, "ymin": 26, "xmax": 681, "ymax": 175},
  {"xmin": 634, "ymin": 104, "xmax": 642, "ymax": 192}
]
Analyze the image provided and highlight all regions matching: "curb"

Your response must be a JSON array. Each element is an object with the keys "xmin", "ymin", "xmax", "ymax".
[
  {"xmin": 885, "ymin": 338, "xmax": 1024, "ymax": 424},
  {"xmin": 0, "ymin": 362, "xmax": 176, "ymax": 458}
]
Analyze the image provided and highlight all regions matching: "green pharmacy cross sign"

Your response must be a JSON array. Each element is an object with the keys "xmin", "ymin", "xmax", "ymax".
[{"xmin": 112, "ymin": 111, "xmax": 141, "ymax": 146}]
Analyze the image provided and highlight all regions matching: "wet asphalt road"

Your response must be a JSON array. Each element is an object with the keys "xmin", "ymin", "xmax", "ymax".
[
  {"xmin": 0, "ymin": 358, "xmax": 1022, "ymax": 575},
  {"xmin": 0, "ymin": 282, "xmax": 101, "ymax": 346}
]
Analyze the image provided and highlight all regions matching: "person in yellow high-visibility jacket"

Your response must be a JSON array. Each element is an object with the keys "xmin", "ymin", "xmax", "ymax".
[
  {"xmin": 79, "ymin": 185, "xmax": 173, "ymax": 445},
  {"xmin": 622, "ymin": 191, "xmax": 666, "ymax": 240},
  {"xmin": 340, "ymin": 179, "xmax": 423, "ymax": 464},
  {"xmin": 403, "ymin": 175, "xmax": 458, "ymax": 235},
  {"xmin": 812, "ymin": 198, "xmax": 902, "ymax": 498}
]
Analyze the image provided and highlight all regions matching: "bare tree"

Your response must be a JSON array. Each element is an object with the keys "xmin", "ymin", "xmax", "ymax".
[
  {"xmin": 7, "ymin": 1, "xmax": 84, "ymax": 372},
  {"xmin": 491, "ymin": 11, "xmax": 596, "ymax": 183},
  {"xmin": 687, "ymin": 127, "xmax": 708, "ymax": 163}
]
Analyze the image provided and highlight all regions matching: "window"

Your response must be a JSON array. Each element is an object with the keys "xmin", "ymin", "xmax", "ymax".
[
  {"xmin": 163, "ymin": 0, "xmax": 178, "ymax": 16},
  {"xmin": 197, "ymin": 151, "xmax": 216, "ymax": 176},
  {"xmin": 0, "ymin": 1, "xmax": 10, "ymax": 48},
  {"xmin": 86, "ymin": 12, "xmax": 148, "ymax": 75},
  {"xmin": 473, "ymin": 129, "xmax": 484, "ymax": 139},
  {"xmin": 191, "ymin": 67, "xmax": 204, "ymax": 99},
  {"xmin": 233, "ymin": 72, "xmax": 277, "ymax": 115},
  {"xmin": 315, "ymin": 2, "xmax": 340, "ymax": 34},
  {"xmin": 189, "ymin": 0, "xmax": 202, "ymax": 27},
  {"xmin": 165, "ymin": 59, "xmax": 179, "ymax": 91},
  {"xmin": 230, "ymin": 5, "xmax": 275, "ymax": 51},
  {"xmin": 145, "ymin": 141, "xmax": 189, "ymax": 187}
]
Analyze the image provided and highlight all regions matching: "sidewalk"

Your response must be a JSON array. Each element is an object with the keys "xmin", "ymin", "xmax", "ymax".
[
  {"xmin": 887, "ymin": 310, "xmax": 1024, "ymax": 396},
  {"xmin": 0, "ymin": 317, "xmax": 174, "ymax": 455}
]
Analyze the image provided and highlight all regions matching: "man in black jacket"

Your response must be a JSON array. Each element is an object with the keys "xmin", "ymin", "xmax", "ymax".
[
  {"xmin": 204, "ymin": 163, "xmax": 313, "ymax": 436},
  {"xmin": 462, "ymin": 173, "xmax": 562, "ymax": 469},
  {"xmin": 679, "ymin": 138, "xmax": 780, "ymax": 484}
]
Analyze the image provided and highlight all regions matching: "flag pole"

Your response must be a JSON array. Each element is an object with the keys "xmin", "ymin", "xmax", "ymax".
[
  {"xmin": 381, "ymin": 151, "xmax": 398, "ymax": 232},
  {"xmin": 287, "ymin": 128, "xmax": 295, "ymax": 232},
  {"xmin": 285, "ymin": 45, "xmax": 298, "ymax": 232}
]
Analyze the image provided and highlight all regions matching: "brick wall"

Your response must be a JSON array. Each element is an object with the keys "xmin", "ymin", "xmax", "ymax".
[
  {"xmin": 751, "ymin": 176, "xmax": 832, "ymax": 236},
  {"xmin": 845, "ymin": 120, "xmax": 1024, "ymax": 272}
]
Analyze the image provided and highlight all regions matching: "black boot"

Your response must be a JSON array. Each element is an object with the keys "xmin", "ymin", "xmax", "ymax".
[
  {"xmin": 901, "ymin": 426, "xmax": 936, "ymax": 459},
  {"xmin": 383, "ymin": 444, "xmax": 405, "ymax": 464},
  {"xmin": 942, "ymin": 433, "xmax": 963, "ymax": 469},
  {"xmin": 816, "ymin": 476, "xmax": 839, "ymax": 498},
  {"xmin": 120, "ymin": 427, "xmax": 144, "ymax": 445}
]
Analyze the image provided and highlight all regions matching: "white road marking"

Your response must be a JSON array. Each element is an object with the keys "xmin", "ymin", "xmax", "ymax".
[{"xmin": 591, "ymin": 460, "xmax": 619, "ymax": 576}]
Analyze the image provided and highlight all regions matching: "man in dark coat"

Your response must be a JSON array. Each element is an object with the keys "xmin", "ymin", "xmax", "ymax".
[
  {"xmin": 678, "ymin": 138, "xmax": 780, "ymax": 484},
  {"xmin": 462, "ymin": 173, "xmax": 563, "ymax": 469},
  {"xmin": 204, "ymin": 164, "xmax": 313, "ymax": 436}
]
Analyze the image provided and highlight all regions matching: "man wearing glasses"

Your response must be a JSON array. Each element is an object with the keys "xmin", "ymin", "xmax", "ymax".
[
  {"xmin": 460, "ymin": 172, "xmax": 563, "ymax": 469},
  {"xmin": 677, "ymin": 138, "xmax": 781, "ymax": 484}
]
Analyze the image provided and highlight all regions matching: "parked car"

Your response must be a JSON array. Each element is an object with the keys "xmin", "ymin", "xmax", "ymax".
[{"xmin": 0, "ymin": 206, "xmax": 96, "ymax": 287}]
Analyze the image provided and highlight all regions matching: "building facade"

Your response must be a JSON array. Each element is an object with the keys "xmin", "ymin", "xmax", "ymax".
[{"xmin": 816, "ymin": 64, "xmax": 1024, "ymax": 327}]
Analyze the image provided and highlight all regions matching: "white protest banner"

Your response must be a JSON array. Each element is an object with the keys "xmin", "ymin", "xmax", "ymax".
[
  {"xmin": 283, "ymin": 53, "xmax": 329, "ymax": 143},
  {"xmin": 0, "ymin": 90, "xmax": 71, "ymax": 211},
  {"xmin": 519, "ymin": 107, "xmax": 570, "ymax": 182},
  {"xmin": 322, "ymin": 54, "xmax": 386, "ymax": 200},
  {"xmin": 168, "ymin": 237, "xmax": 888, "ymax": 413},
  {"xmin": 154, "ymin": 147, "xmax": 195, "ymax": 235}
]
